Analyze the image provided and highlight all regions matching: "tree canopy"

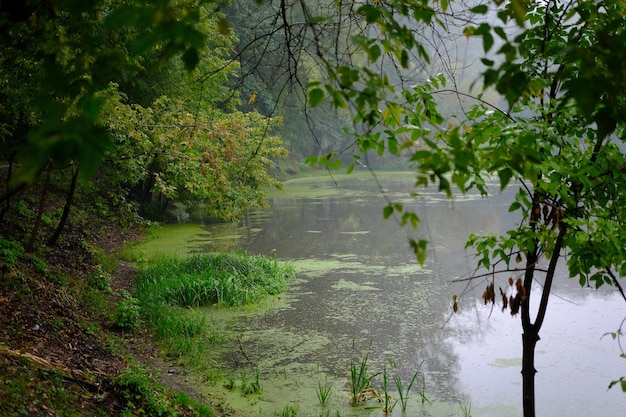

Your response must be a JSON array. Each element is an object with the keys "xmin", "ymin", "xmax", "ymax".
[{"xmin": 0, "ymin": 0, "xmax": 288, "ymax": 245}]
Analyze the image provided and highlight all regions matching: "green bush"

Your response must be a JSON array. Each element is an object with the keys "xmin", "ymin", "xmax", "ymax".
[{"xmin": 111, "ymin": 292, "xmax": 141, "ymax": 331}]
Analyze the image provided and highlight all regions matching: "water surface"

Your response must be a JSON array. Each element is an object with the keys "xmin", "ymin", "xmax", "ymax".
[{"xmin": 136, "ymin": 171, "xmax": 626, "ymax": 416}]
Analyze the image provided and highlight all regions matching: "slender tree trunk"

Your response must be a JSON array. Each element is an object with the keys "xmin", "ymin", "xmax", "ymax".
[
  {"xmin": 522, "ymin": 326, "xmax": 539, "ymax": 417},
  {"xmin": 26, "ymin": 163, "xmax": 52, "ymax": 253},
  {"xmin": 520, "ymin": 220, "xmax": 567, "ymax": 417},
  {"xmin": 47, "ymin": 165, "xmax": 79, "ymax": 247}
]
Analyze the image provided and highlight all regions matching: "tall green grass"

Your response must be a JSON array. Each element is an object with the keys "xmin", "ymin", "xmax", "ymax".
[
  {"xmin": 136, "ymin": 251, "xmax": 294, "ymax": 307},
  {"xmin": 134, "ymin": 251, "xmax": 294, "ymax": 357}
]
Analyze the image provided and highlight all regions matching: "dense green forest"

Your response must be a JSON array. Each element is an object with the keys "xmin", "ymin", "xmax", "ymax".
[{"xmin": 1, "ymin": 1, "xmax": 625, "ymax": 416}]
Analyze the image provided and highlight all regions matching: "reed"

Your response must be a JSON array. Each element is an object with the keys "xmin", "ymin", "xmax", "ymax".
[
  {"xmin": 416, "ymin": 375, "xmax": 431, "ymax": 406},
  {"xmin": 315, "ymin": 374, "xmax": 332, "ymax": 406},
  {"xmin": 458, "ymin": 398, "xmax": 472, "ymax": 417},
  {"xmin": 381, "ymin": 365, "xmax": 395, "ymax": 415},
  {"xmin": 348, "ymin": 352, "xmax": 379, "ymax": 406},
  {"xmin": 275, "ymin": 404, "xmax": 298, "ymax": 417},
  {"xmin": 392, "ymin": 369, "xmax": 419, "ymax": 412},
  {"xmin": 240, "ymin": 367, "xmax": 263, "ymax": 396}
]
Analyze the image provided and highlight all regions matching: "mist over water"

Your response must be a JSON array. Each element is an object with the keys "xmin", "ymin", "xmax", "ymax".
[{"xmin": 141, "ymin": 171, "xmax": 626, "ymax": 416}]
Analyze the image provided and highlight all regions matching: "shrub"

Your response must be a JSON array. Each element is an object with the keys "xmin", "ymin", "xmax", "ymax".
[{"xmin": 111, "ymin": 292, "xmax": 141, "ymax": 331}]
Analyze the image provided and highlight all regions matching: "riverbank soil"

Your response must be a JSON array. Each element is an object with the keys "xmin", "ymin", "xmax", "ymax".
[{"xmin": 0, "ymin": 220, "xmax": 219, "ymax": 416}]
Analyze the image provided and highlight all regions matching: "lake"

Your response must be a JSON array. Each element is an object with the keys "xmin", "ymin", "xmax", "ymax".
[{"xmin": 135, "ymin": 171, "xmax": 626, "ymax": 417}]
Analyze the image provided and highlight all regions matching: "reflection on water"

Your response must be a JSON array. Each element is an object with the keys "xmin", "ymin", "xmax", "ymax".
[{"xmin": 138, "ymin": 172, "xmax": 626, "ymax": 416}]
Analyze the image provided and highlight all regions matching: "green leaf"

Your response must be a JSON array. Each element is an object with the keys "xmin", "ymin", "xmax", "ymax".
[
  {"xmin": 388, "ymin": 137, "xmax": 399, "ymax": 156},
  {"xmin": 470, "ymin": 5, "xmax": 489, "ymax": 14},
  {"xmin": 400, "ymin": 49, "xmax": 409, "ymax": 68},
  {"xmin": 308, "ymin": 88, "xmax": 325, "ymax": 107},
  {"xmin": 482, "ymin": 32, "xmax": 494, "ymax": 53},
  {"xmin": 304, "ymin": 155, "xmax": 318, "ymax": 167},
  {"xmin": 510, "ymin": 0, "xmax": 529, "ymax": 26},
  {"xmin": 182, "ymin": 48, "xmax": 200, "ymax": 71},
  {"xmin": 409, "ymin": 239, "xmax": 428, "ymax": 265},
  {"xmin": 383, "ymin": 205, "xmax": 394, "ymax": 219},
  {"xmin": 306, "ymin": 16, "xmax": 327, "ymax": 24},
  {"xmin": 498, "ymin": 167, "xmax": 513, "ymax": 190},
  {"xmin": 369, "ymin": 44, "xmax": 381, "ymax": 62}
]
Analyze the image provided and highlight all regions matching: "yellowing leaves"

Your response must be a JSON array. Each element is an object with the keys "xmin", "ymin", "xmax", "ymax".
[{"xmin": 382, "ymin": 104, "xmax": 405, "ymax": 126}]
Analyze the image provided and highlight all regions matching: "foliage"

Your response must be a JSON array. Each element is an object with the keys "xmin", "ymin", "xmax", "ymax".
[
  {"xmin": 1, "ymin": 0, "xmax": 289, "ymax": 250},
  {"xmin": 116, "ymin": 363, "xmax": 215, "ymax": 416},
  {"xmin": 89, "ymin": 265, "xmax": 114, "ymax": 292},
  {"xmin": 0, "ymin": 0, "xmax": 210, "ymax": 185}
]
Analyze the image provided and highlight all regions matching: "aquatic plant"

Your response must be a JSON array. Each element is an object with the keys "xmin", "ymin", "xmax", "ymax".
[
  {"xmin": 458, "ymin": 398, "xmax": 472, "ymax": 417},
  {"xmin": 315, "ymin": 374, "xmax": 332, "ymax": 406},
  {"xmin": 141, "ymin": 302, "xmax": 207, "ymax": 357},
  {"xmin": 223, "ymin": 376, "xmax": 236, "ymax": 391},
  {"xmin": 392, "ymin": 366, "xmax": 419, "ymax": 412},
  {"xmin": 381, "ymin": 365, "xmax": 395, "ymax": 415},
  {"xmin": 240, "ymin": 367, "xmax": 263, "ymax": 396},
  {"xmin": 275, "ymin": 404, "xmax": 298, "ymax": 417},
  {"xmin": 348, "ymin": 352, "xmax": 380, "ymax": 406}
]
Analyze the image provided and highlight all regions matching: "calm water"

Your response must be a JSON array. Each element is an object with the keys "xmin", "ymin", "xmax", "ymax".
[{"xmin": 139, "ymin": 171, "xmax": 626, "ymax": 416}]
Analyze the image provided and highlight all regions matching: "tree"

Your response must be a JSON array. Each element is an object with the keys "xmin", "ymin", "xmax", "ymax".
[
  {"xmin": 0, "ymin": 0, "xmax": 211, "ymax": 243},
  {"xmin": 303, "ymin": 1, "xmax": 626, "ymax": 416},
  {"xmin": 0, "ymin": 0, "xmax": 288, "ymax": 245}
]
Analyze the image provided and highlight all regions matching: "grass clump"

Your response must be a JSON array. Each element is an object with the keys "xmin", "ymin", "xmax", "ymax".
[
  {"xmin": 348, "ymin": 352, "xmax": 380, "ymax": 406},
  {"xmin": 136, "ymin": 251, "xmax": 294, "ymax": 308},
  {"xmin": 135, "ymin": 251, "xmax": 294, "ymax": 356}
]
